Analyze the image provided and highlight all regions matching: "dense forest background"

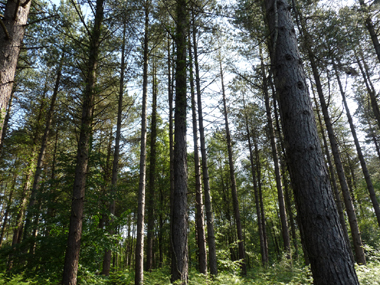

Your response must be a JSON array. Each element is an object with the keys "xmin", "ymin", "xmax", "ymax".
[{"xmin": 1, "ymin": 0, "xmax": 380, "ymax": 284}]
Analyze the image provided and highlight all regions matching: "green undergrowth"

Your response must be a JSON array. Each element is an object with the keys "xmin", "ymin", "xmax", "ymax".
[{"xmin": 1, "ymin": 259, "xmax": 380, "ymax": 284}]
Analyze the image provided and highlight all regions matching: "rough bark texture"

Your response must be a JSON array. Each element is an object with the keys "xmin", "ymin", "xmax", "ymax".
[
  {"xmin": 135, "ymin": 5, "xmax": 149, "ymax": 284},
  {"xmin": 62, "ymin": 1, "xmax": 104, "ymax": 284},
  {"xmin": 171, "ymin": 0, "xmax": 188, "ymax": 282},
  {"xmin": 0, "ymin": 0, "xmax": 32, "ymax": 141},
  {"xmin": 297, "ymin": 12, "xmax": 366, "ymax": 265},
  {"xmin": 189, "ymin": 38, "xmax": 207, "ymax": 274},
  {"xmin": 220, "ymin": 60, "xmax": 246, "ymax": 275},
  {"xmin": 312, "ymin": 89, "xmax": 352, "ymax": 261},
  {"xmin": 193, "ymin": 21, "xmax": 218, "ymax": 276},
  {"xmin": 334, "ymin": 61, "xmax": 380, "ymax": 229},
  {"xmin": 264, "ymin": 0, "xmax": 359, "ymax": 284}
]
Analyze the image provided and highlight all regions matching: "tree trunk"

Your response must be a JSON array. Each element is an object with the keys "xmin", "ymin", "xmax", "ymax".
[
  {"xmin": 189, "ymin": 36, "xmax": 207, "ymax": 274},
  {"xmin": 0, "ymin": 90, "xmax": 14, "ymax": 156},
  {"xmin": 135, "ymin": 3, "xmax": 149, "ymax": 284},
  {"xmin": 0, "ymin": 0, "xmax": 32, "ymax": 141},
  {"xmin": 0, "ymin": 171, "xmax": 17, "ymax": 247},
  {"xmin": 295, "ymin": 9, "xmax": 366, "ymax": 265},
  {"xmin": 23, "ymin": 55, "xmax": 64, "ymax": 242},
  {"xmin": 171, "ymin": 0, "xmax": 188, "ymax": 282},
  {"xmin": 334, "ymin": 60, "xmax": 380, "ymax": 229},
  {"xmin": 359, "ymin": 0, "xmax": 380, "ymax": 64},
  {"xmin": 220, "ymin": 60, "xmax": 246, "ymax": 275},
  {"xmin": 102, "ymin": 19, "xmax": 127, "ymax": 276},
  {"xmin": 260, "ymin": 57, "xmax": 291, "ymax": 255},
  {"xmin": 62, "ymin": 1, "xmax": 104, "ymax": 284},
  {"xmin": 264, "ymin": 0, "xmax": 359, "ymax": 283},
  {"xmin": 355, "ymin": 53, "xmax": 380, "ymax": 131},
  {"xmin": 146, "ymin": 55, "xmax": 158, "ymax": 272},
  {"xmin": 193, "ymin": 16, "xmax": 218, "ymax": 276},
  {"xmin": 244, "ymin": 104, "xmax": 267, "ymax": 266},
  {"xmin": 311, "ymin": 86, "xmax": 353, "ymax": 261}
]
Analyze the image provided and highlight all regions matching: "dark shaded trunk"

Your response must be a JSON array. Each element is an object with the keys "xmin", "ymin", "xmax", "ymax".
[
  {"xmin": 171, "ymin": 0, "xmax": 188, "ymax": 282},
  {"xmin": 264, "ymin": 0, "xmax": 359, "ymax": 283},
  {"xmin": 333, "ymin": 60, "xmax": 380, "ymax": 229},
  {"xmin": 0, "ymin": 0, "xmax": 32, "ymax": 140},
  {"xmin": 220, "ymin": 60, "xmax": 246, "ymax": 275},
  {"xmin": 193, "ymin": 15, "xmax": 218, "ymax": 276},
  {"xmin": 62, "ymin": 1, "xmax": 104, "ymax": 283},
  {"xmin": 135, "ymin": 4, "xmax": 149, "ymax": 284},
  {"xmin": 296, "ymin": 8, "xmax": 365, "ymax": 265},
  {"xmin": 189, "ymin": 36, "xmax": 207, "ymax": 274},
  {"xmin": 146, "ymin": 57, "xmax": 157, "ymax": 272},
  {"xmin": 311, "ymin": 86, "xmax": 353, "ymax": 261}
]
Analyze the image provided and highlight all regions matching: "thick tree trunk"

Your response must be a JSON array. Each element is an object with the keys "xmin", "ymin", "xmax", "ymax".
[
  {"xmin": 264, "ymin": 1, "xmax": 359, "ymax": 284},
  {"xmin": 135, "ymin": 4, "xmax": 149, "ymax": 284},
  {"xmin": 193, "ymin": 19, "xmax": 218, "ymax": 276},
  {"xmin": 334, "ymin": 61, "xmax": 380, "ymax": 229},
  {"xmin": 0, "ymin": 0, "xmax": 32, "ymax": 141},
  {"xmin": 311, "ymin": 87, "xmax": 353, "ymax": 261},
  {"xmin": 171, "ymin": 0, "xmax": 189, "ymax": 282},
  {"xmin": 146, "ymin": 57, "xmax": 158, "ymax": 272},
  {"xmin": 296, "ymin": 10, "xmax": 366, "ymax": 265},
  {"xmin": 189, "ymin": 38, "xmax": 207, "ymax": 274},
  {"xmin": 62, "ymin": 1, "xmax": 104, "ymax": 284},
  {"xmin": 220, "ymin": 60, "xmax": 246, "ymax": 275}
]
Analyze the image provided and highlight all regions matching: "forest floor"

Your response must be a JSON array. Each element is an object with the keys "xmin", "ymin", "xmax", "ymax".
[{"xmin": 1, "ymin": 259, "xmax": 380, "ymax": 285}]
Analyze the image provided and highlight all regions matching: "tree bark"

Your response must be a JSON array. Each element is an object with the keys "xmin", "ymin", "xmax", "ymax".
[
  {"xmin": 333, "ymin": 60, "xmax": 380, "ymax": 229},
  {"xmin": 0, "ymin": 0, "xmax": 32, "ymax": 141},
  {"xmin": 295, "ymin": 9, "xmax": 366, "ymax": 265},
  {"xmin": 62, "ymin": 1, "xmax": 104, "ymax": 284},
  {"xmin": 146, "ymin": 55, "xmax": 158, "ymax": 272},
  {"xmin": 193, "ymin": 17, "xmax": 218, "ymax": 276},
  {"xmin": 189, "ymin": 36, "xmax": 207, "ymax": 274},
  {"xmin": 264, "ymin": 0, "xmax": 359, "ymax": 283},
  {"xmin": 311, "ymin": 86, "xmax": 353, "ymax": 261},
  {"xmin": 171, "ymin": 0, "xmax": 188, "ymax": 282},
  {"xmin": 135, "ymin": 3, "xmax": 149, "ymax": 284},
  {"xmin": 220, "ymin": 60, "xmax": 246, "ymax": 275}
]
